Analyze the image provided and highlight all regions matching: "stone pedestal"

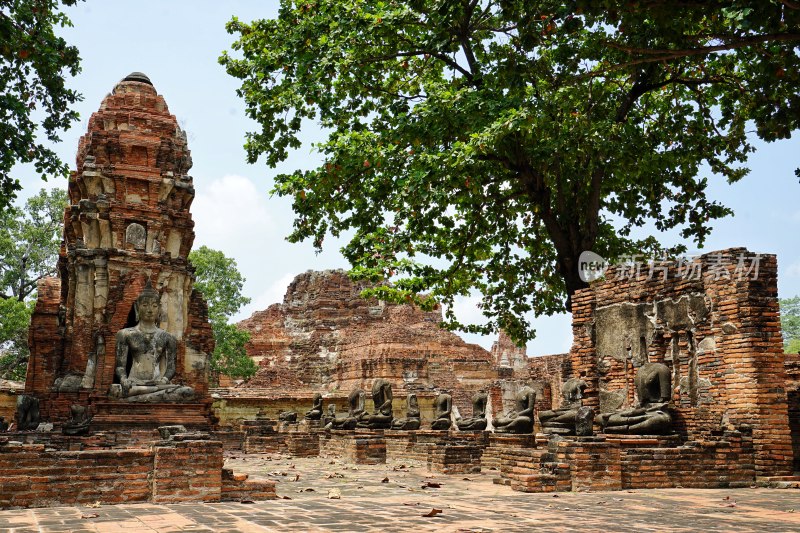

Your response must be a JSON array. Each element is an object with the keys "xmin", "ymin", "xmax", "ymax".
[
  {"xmin": 481, "ymin": 433, "xmax": 537, "ymax": 471},
  {"xmin": 320, "ymin": 430, "xmax": 386, "ymax": 464},
  {"xmin": 427, "ymin": 444, "xmax": 483, "ymax": 474},
  {"xmin": 91, "ymin": 400, "xmax": 213, "ymax": 431}
]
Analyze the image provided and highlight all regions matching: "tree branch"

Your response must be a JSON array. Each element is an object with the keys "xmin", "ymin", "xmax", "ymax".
[{"xmin": 592, "ymin": 32, "xmax": 800, "ymax": 76}]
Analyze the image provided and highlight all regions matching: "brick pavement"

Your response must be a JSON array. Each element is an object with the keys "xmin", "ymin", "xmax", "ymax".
[{"xmin": 1, "ymin": 453, "xmax": 799, "ymax": 532}]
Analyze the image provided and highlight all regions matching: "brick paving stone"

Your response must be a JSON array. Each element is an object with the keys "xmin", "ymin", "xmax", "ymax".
[{"xmin": 0, "ymin": 453, "xmax": 798, "ymax": 532}]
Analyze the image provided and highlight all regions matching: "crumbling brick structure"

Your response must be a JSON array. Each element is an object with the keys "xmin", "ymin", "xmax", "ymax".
[
  {"xmin": 235, "ymin": 270, "xmax": 525, "ymax": 417},
  {"xmin": 24, "ymin": 72, "xmax": 214, "ymax": 428},
  {"xmin": 0, "ymin": 436, "xmax": 275, "ymax": 509},
  {"xmin": 570, "ymin": 248, "xmax": 793, "ymax": 478}
]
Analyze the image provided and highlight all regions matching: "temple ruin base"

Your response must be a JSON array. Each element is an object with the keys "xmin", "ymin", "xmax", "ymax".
[{"xmin": 0, "ymin": 435, "xmax": 275, "ymax": 509}]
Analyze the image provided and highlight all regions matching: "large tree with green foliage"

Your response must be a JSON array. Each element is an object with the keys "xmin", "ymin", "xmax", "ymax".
[
  {"xmin": 188, "ymin": 246, "xmax": 257, "ymax": 384},
  {"xmin": 222, "ymin": 0, "xmax": 800, "ymax": 343},
  {"xmin": 781, "ymin": 296, "xmax": 800, "ymax": 354},
  {"xmin": 0, "ymin": 0, "xmax": 83, "ymax": 211},
  {"xmin": 0, "ymin": 187, "xmax": 67, "ymax": 380}
]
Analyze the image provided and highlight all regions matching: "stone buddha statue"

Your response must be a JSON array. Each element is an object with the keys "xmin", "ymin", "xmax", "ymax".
[
  {"xmin": 327, "ymin": 388, "xmax": 368, "ymax": 430},
  {"xmin": 494, "ymin": 386, "xmax": 536, "ymax": 434},
  {"xmin": 539, "ymin": 378, "xmax": 587, "ymax": 435},
  {"xmin": 62, "ymin": 404, "xmax": 91, "ymax": 436},
  {"xmin": 304, "ymin": 393, "xmax": 324, "ymax": 420},
  {"xmin": 597, "ymin": 362, "xmax": 673, "ymax": 435},
  {"xmin": 430, "ymin": 392, "xmax": 453, "ymax": 430},
  {"xmin": 111, "ymin": 282, "xmax": 194, "ymax": 402},
  {"xmin": 456, "ymin": 390, "xmax": 488, "ymax": 431},
  {"xmin": 391, "ymin": 393, "xmax": 421, "ymax": 430},
  {"xmin": 360, "ymin": 379, "xmax": 394, "ymax": 429}
]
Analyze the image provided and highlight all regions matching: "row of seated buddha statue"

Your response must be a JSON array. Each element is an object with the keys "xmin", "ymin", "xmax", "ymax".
[
  {"xmin": 540, "ymin": 362, "xmax": 673, "ymax": 436},
  {"xmin": 281, "ymin": 361, "xmax": 673, "ymax": 436},
  {"xmin": 428, "ymin": 386, "xmax": 537, "ymax": 433}
]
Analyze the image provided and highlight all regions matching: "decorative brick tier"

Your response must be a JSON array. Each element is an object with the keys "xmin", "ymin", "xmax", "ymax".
[
  {"xmin": 0, "ymin": 437, "xmax": 275, "ymax": 509},
  {"xmin": 91, "ymin": 400, "xmax": 213, "ymax": 430},
  {"xmin": 319, "ymin": 430, "xmax": 386, "ymax": 464}
]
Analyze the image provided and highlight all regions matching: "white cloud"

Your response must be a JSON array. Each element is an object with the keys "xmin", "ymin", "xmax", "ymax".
[
  {"xmin": 451, "ymin": 293, "xmax": 485, "ymax": 326},
  {"xmin": 192, "ymin": 174, "xmax": 273, "ymax": 254},
  {"xmin": 235, "ymin": 272, "xmax": 295, "ymax": 322},
  {"xmin": 255, "ymin": 273, "xmax": 295, "ymax": 310}
]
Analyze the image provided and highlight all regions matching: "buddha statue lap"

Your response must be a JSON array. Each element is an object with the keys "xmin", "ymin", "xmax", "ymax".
[
  {"xmin": 62, "ymin": 404, "xmax": 92, "ymax": 436},
  {"xmin": 279, "ymin": 411, "xmax": 298, "ymax": 423}
]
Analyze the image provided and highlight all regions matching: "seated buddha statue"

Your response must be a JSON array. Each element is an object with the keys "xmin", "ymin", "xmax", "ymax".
[
  {"xmin": 597, "ymin": 362, "xmax": 673, "ymax": 435},
  {"xmin": 430, "ymin": 392, "xmax": 453, "ymax": 431},
  {"xmin": 539, "ymin": 378, "xmax": 587, "ymax": 435},
  {"xmin": 456, "ymin": 390, "xmax": 488, "ymax": 431},
  {"xmin": 111, "ymin": 281, "xmax": 194, "ymax": 403},
  {"xmin": 391, "ymin": 393, "xmax": 421, "ymax": 430},
  {"xmin": 360, "ymin": 379, "xmax": 394, "ymax": 429},
  {"xmin": 494, "ymin": 386, "xmax": 536, "ymax": 434},
  {"xmin": 327, "ymin": 388, "xmax": 368, "ymax": 430},
  {"xmin": 304, "ymin": 393, "xmax": 324, "ymax": 420}
]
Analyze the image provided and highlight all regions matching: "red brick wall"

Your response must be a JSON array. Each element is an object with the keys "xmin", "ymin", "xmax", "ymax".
[
  {"xmin": 152, "ymin": 440, "xmax": 223, "ymax": 503},
  {"xmin": 570, "ymin": 248, "xmax": 792, "ymax": 477},
  {"xmin": 0, "ymin": 437, "xmax": 271, "ymax": 509},
  {"xmin": 0, "ymin": 444, "xmax": 153, "ymax": 508}
]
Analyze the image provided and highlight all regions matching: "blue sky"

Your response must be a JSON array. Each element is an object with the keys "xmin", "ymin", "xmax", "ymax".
[{"xmin": 11, "ymin": 1, "xmax": 800, "ymax": 355}]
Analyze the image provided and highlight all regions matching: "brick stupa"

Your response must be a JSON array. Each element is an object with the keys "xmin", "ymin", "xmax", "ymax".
[{"xmin": 25, "ymin": 72, "xmax": 214, "ymax": 429}]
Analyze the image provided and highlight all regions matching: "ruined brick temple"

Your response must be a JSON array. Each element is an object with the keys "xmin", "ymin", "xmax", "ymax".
[
  {"xmin": 215, "ymin": 269, "xmax": 533, "ymax": 422},
  {"xmin": 25, "ymin": 71, "xmax": 215, "ymax": 427},
  {"xmin": 4, "ymin": 73, "xmax": 800, "ymax": 511},
  {"xmin": 217, "ymin": 251, "xmax": 799, "ymax": 491},
  {"xmin": 1, "ymin": 74, "xmax": 274, "ymax": 510}
]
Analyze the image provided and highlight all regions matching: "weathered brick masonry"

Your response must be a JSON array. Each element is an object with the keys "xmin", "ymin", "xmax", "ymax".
[
  {"xmin": 25, "ymin": 72, "xmax": 214, "ymax": 428},
  {"xmin": 0, "ymin": 436, "xmax": 275, "ymax": 509},
  {"xmin": 569, "ymin": 248, "xmax": 793, "ymax": 478}
]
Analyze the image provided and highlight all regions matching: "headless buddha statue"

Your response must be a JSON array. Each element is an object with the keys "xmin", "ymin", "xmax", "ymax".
[
  {"xmin": 539, "ymin": 378, "xmax": 587, "ymax": 435},
  {"xmin": 359, "ymin": 379, "xmax": 394, "ymax": 429},
  {"xmin": 305, "ymin": 393, "xmax": 324, "ymax": 420},
  {"xmin": 430, "ymin": 392, "xmax": 453, "ymax": 430},
  {"xmin": 494, "ymin": 386, "xmax": 536, "ymax": 434},
  {"xmin": 456, "ymin": 390, "xmax": 488, "ymax": 431},
  {"xmin": 327, "ymin": 388, "xmax": 368, "ymax": 430},
  {"xmin": 597, "ymin": 362, "xmax": 673, "ymax": 435},
  {"xmin": 391, "ymin": 393, "xmax": 421, "ymax": 430}
]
